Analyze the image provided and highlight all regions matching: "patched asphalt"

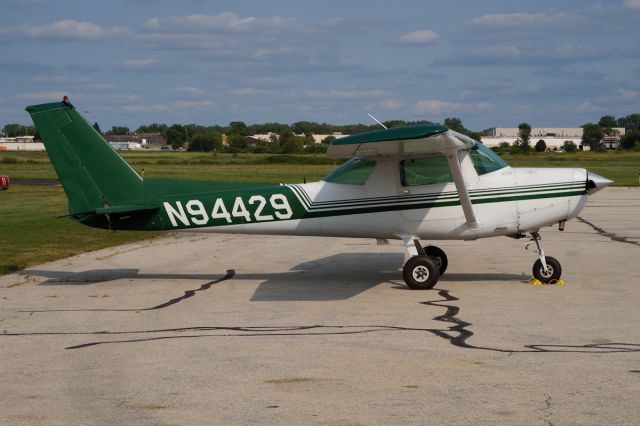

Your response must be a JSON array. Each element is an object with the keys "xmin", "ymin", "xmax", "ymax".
[{"xmin": 1, "ymin": 187, "xmax": 639, "ymax": 425}]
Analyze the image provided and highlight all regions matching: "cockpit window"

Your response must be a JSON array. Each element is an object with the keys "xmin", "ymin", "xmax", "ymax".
[
  {"xmin": 466, "ymin": 143, "xmax": 508, "ymax": 175},
  {"xmin": 323, "ymin": 158, "xmax": 377, "ymax": 185},
  {"xmin": 400, "ymin": 156, "xmax": 452, "ymax": 186}
]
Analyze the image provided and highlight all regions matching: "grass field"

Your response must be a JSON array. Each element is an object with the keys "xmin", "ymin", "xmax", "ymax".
[
  {"xmin": 1, "ymin": 149, "xmax": 638, "ymax": 274},
  {"xmin": 2, "ymin": 150, "xmax": 639, "ymax": 185}
]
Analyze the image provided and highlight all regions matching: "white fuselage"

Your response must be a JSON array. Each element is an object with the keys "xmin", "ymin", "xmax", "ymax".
[{"xmin": 189, "ymin": 152, "xmax": 589, "ymax": 242}]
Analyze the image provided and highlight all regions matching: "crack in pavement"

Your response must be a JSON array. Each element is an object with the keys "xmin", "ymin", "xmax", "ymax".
[
  {"xmin": 4, "ymin": 287, "xmax": 639, "ymax": 353},
  {"xmin": 578, "ymin": 216, "xmax": 640, "ymax": 247},
  {"xmin": 19, "ymin": 270, "xmax": 235, "ymax": 313},
  {"xmin": 4, "ymin": 271, "xmax": 639, "ymax": 354}
]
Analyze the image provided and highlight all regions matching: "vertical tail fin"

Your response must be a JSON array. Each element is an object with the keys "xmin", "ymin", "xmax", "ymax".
[{"xmin": 26, "ymin": 99, "xmax": 143, "ymax": 214}]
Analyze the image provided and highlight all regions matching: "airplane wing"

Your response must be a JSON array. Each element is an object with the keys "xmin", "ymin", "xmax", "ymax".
[
  {"xmin": 326, "ymin": 124, "xmax": 474, "ymax": 158},
  {"xmin": 328, "ymin": 124, "xmax": 481, "ymax": 229}
]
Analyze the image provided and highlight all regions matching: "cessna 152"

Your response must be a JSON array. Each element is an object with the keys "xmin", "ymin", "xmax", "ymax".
[{"xmin": 27, "ymin": 98, "xmax": 612, "ymax": 289}]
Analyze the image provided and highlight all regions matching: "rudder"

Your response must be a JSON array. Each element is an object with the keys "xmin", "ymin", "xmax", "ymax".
[{"xmin": 26, "ymin": 99, "xmax": 143, "ymax": 214}]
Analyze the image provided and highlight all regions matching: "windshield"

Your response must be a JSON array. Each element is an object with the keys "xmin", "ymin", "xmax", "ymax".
[
  {"xmin": 465, "ymin": 142, "xmax": 508, "ymax": 175},
  {"xmin": 323, "ymin": 158, "xmax": 377, "ymax": 185}
]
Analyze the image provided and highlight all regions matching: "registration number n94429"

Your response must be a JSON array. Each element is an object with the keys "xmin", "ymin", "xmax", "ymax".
[{"xmin": 163, "ymin": 194, "xmax": 293, "ymax": 227}]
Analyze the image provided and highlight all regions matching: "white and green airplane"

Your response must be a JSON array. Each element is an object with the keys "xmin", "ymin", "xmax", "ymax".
[{"xmin": 27, "ymin": 98, "xmax": 612, "ymax": 289}]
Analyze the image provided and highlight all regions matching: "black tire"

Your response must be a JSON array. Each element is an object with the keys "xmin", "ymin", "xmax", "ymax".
[
  {"xmin": 403, "ymin": 255, "xmax": 440, "ymax": 290},
  {"xmin": 423, "ymin": 245, "xmax": 448, "ymax": 275},
  {"xmin": 532, "ymin": 256, "xmax": 562, "ymax": 283}
]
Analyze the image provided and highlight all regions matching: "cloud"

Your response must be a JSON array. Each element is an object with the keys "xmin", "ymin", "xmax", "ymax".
[
  {"xmin": 624, "ymin": 0, "xmax": 640, "ymax": 9},
  {"xmin": 469, "ymin": 12, "xmax": 574, "ymax": 28},
  {"xmin": 11, "ymin": 91, "xmax": 69, "ymax": 101},
  {"xmin": 1, "ymin": 20, "xmax": 129, "ymax": 41},
  {"xmin": 364, "ymin": 99, "xmax": 406, "ymax": 110},
  {"xmin": 145, "ymin": 12, "xmax": 297, "ymax": 33},
  {"xmin": 170, "ymin": 86, "xmax": 205, "ymax": 96},
  {"xmin": 122, "ymin": 104, "xmax": 170, "ymax": 113},
  {"xmin": 436, "ymin": 43, "xmax": 612, "ymax": 67},
  {"xmin": 243, "ymin": 77, "xmax": 288, "ymax": 86},
  {"xmin": 175, "ymin": 100, "xmax": 215, "ymax": 109},
  {"xmin": 398, "ymin": 30, "xmax": 439, "ymax": 45},
  {"xmin": 304, "ymin": 89, "xmax": 390, "ymax": 100},
  {"xmin": 115, "ymin": 59, "xmax": 158, "ymax": 71},
  {"xmin": 414, "ymin": 99, "xmax": 490, "ymax": 114},
  {"xmin": 229, "ymin": 87, "xmax": 275, "ymax": 96},
  {"xmin": 108, "ymin": 93, "xmax": 143, "ymax": 102}
]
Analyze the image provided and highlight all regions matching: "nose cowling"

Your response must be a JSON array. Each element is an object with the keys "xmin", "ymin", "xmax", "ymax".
[{"xmin": 587, "ymin": 171, "xmax": 613, "ymax": 195}]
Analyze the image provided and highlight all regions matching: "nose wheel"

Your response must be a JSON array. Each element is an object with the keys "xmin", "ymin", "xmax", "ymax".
[{"xmin": 528, "ymin": 232, "xmax": 562, "ymax": 283}]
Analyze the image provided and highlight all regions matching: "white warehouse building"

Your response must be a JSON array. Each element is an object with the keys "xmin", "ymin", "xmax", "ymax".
[{"xmin": 481, "ymin": 127, "xmax": 625, "ymax": 150}]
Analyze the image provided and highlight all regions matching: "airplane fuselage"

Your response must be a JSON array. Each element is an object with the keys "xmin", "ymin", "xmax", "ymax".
[{"xmin": 82, "ymin": 163, "xmax": 589, "ymax": 242}]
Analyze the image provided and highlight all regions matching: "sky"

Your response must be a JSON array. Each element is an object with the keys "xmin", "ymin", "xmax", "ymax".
[{"xmin": 1, "ymin": 0, "xmax": 639, "ymax": 131}]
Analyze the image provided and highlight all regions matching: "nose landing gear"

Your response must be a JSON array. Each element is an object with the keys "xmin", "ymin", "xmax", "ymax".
[{"xmin": 528, "ymin": 232, "xmax": 562, "ymax": 283}]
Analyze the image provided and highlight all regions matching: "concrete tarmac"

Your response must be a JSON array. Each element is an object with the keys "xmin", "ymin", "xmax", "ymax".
[{"xmin": 1, "ymin": 187, "xmax": 639, "ymax": 425}]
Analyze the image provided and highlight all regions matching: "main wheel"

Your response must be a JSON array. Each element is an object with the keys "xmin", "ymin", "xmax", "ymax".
[
  {"xmin": 403, "ymin": 255, "xmax": 440, "ymax": 290},
  {"xmin": 532, "ymin": 256, "xmax": 562, "ymax": 283},
  {"xmin": 423, "ymin": 245, "xmax": 448, "ymax": 275}
]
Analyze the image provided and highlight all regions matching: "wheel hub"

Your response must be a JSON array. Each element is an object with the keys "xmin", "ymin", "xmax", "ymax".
[
  {"xmin": 412, "ymin": 265, "xmax": 430, "ymax": 282},
  {"xmin": 539, "ymin": 265, "xmax": 554, "ymax": 279}
]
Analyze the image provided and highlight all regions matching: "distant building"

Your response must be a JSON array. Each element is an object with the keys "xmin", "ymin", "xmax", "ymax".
[
  {"xmin": 248, "ymin": 132, "xmax": 349, "ymax": 144},
  {"xmin": 104, "ymin": 133, "xmax": 166, "ymax": 148},
  {"xmin": 0, "ymin": 136, "xmax": 45, "ymax": 151},
  {"xmin": 481, "ymin": 127, "xmax": 626, "ymax": 150},
  {"xmin": 109, "ymin": 142, "xmax": 143, "ymax": 150}
]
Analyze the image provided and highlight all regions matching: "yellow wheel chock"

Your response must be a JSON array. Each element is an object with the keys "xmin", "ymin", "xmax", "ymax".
[{"xmin": 528, "ymin": 278, "xmax": 565, "ymax": 286}]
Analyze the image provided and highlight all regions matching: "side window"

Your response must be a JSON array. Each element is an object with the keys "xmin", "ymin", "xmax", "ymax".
[
  {"xmin": 323, "ymin": 158, "xmax": 377, "ymax": 185},
  {"xmin": 400, "ymin": 156, "xmax": 452, "ymax": 186}
]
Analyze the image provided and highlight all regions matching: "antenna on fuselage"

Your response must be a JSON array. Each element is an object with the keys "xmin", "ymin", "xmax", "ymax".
[{"xmin": 367, "ymin": 113, "xmax": 387, "ymax": 129}]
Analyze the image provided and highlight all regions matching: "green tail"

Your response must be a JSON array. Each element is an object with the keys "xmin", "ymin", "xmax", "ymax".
[{"xmin": 26, "ymin": 100, "xmax": 143, "ymax": 215}]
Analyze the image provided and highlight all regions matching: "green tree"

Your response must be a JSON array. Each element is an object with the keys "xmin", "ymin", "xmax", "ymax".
[
  {"xmin": 563, "ymin": 140, "xmax": 577, "ymax": 152},
  {"xmin": 581, "ymin": 123, "xmax": 604, "ymax": 150},
  {"xmin": 619, "ymin": 131, "xmax": 640, "ymax": 150},
  {"xmin": 517, "ymin": 123, "xmax": 532, "ymax": 152},
  {"xmin": 322, "ymin": 135, "xmax": 336, "ymax": 144},
  {"xmin": 2, "ymin": 124, "xmax": 26, "ymax": 137},
  {"xmin": 136, "ymin": 123, "xmax": 169, "ymax": 135},
  {"xmin": 291, "ymin": 121, "xmax": 316, "ymax": 135},
  {"xmin": 108, "ymin": 126, "xmax": 129, "ymax": 135},
  {"xmin": 534, "ymin": 140, "xmax": 546, "ymax": 152},
  {"xmin": 279, "ymin": 132, "xmax": 304, "ymax": 153},
  {"xmin": 166, "ymin": 124, "xmax": 187, "ymax": 149},
  {"xmin": 598, "ymin": 115, "xmax": 617, "ymax": 128},
  {"xmin": 444, "ymin": 117, "xmax": 465, "ymax": 133},
  {"xmin": 617, "ymin": 114, "xmax": 640, "ymax": 133},
  {"xmin": 92, "ymin": 122, "xmax": 102, "ymax": 134},
  {"xmin": 497, "ymin": 142, "xmax": 511, "ymax": 154},
  {"xmin": 228, "ymin": 133, "xmax": 248, "ymax": 153},
  {"xmin": 188, "ymin": 130, "xmax": 222, "ymax": 152},
  {"xmin": 228, "ymin": 121, "xmax": 248, "ymax": 136}
]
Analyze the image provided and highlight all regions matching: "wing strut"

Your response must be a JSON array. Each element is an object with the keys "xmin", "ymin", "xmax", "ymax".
[{"xmin": 445, "ymin": 149, "xmax": 480, "ymax": 229}]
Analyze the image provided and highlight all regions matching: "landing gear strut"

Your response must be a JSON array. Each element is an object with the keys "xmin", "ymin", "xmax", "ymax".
[
  {"xmin": 528, "ymin": 232, "xmax": 562, "ymax": 283},
  {"xmin": 401, "ymin": 237, "xmax": 448, "ymax": 290}
]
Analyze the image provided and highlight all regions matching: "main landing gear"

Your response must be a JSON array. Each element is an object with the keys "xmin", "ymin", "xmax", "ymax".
[
  {"xmin": 402, "ymin": 238, "xmax": 448, "ymax": 290},
  {"xmin": 528, "ymin": 232, "xmax": 562, "ymax": 283}
]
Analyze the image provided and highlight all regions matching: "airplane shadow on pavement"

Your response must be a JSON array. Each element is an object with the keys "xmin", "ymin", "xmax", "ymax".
[
  {"xmin": 14, "ymin": 254, "xmax": 640, "ymax": 354},
  {"xmin": 27, "ymin": 252, "xmax": 527, "ymax": 303}
]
